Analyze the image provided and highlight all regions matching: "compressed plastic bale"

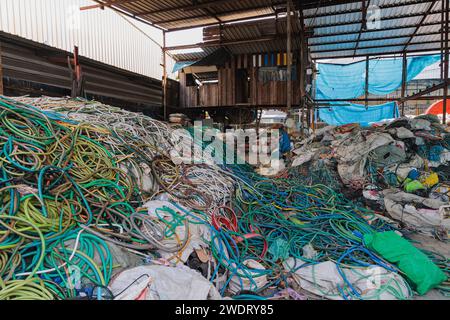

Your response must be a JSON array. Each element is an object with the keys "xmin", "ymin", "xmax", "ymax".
[
  {"xmin": 386, "ymin": 155, "xmax": 424, "ymax": 180},
  {"xmin": 382, "ymin": 189, "xmax": 447, "ymax": 235},
  {"xmin": 409, "ymin": 118, "xmax": 431, "ymax": 131},
  {"xmin": 369, "ymin": 144, "xmax": 406, "ymax": 168},
  {"xmin": 416, "ymin": 114, "xmax": 441, "ymax": 124},
  {"xmin": 388, "ymin": 127, "xmax": 415, "ymax": 139},
  {"xmin": 336, "ymin": 132, "xmax": 394, "ymax": 187},
  {"xmin": 110, "ymin": 265, "xmax": 221, "ymax": 300},
  {"xmin": 363, "ymin": 231, "xmax": 447, "ymax": 295},
  {"xmin": 229, "ymin": 259, "xmax": 268, "ymax": 294},
  {"xmin": 283, "ymin": 258, "xmax": 411, "ymax": 300}
]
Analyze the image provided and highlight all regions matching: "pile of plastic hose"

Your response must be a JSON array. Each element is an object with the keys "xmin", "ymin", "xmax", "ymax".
[
  {"xmin": 15, "ymin": 96, "xmax": 235, "ymax": 212},
  {"xmin": 288, "ymin": 159, "xmax": 343, "ymax": 191},
  {"xmin": 0, "ymin": 96, "xmax": 236, "ymax": 299},
  {"xmin": 0, "ymin": 98, "xmax": 150, "ymax": 298},
  {"xmin": 183, "ymin": 163, "xmax": 446, "ymax": 299},
  {"xmin": 2, "ymin": 96, "xmax": 447, "ymax": 300}
]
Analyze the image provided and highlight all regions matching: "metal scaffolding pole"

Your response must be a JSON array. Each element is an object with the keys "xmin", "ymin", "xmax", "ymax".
[
  {"xmin": 401, "ymin": 52, "xmax": 407, "ymax": 116},
  {"xmin": 162, "ymin": 31, "xmax": 168, "ymax": 121},
  {"xmin": 287, "ymin": 0, "xmax": 292, "ymax": 110},
  {"xmin": 365, "ymin": 55, "xmax": 369, "ymax": 108},
  {"xmin": 299, "ymin": 8, "xmax": 307, "ymax": 133},
  {"xmin": 444, "ymin": 0, "xmax": 449, "ymax": 124}
]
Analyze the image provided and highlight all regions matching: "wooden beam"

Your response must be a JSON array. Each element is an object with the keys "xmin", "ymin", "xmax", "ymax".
[
  {"xmin": 365, "ymin": 55, "xmax": 369, "ymax": 108},
  {"xmin": 299, "ymin": 9, "xmax": 306, "ymax": 131},
  {"xmin": 401, "ymin": 52, "xmax": 407, "ymax": 115},
  {"xmin": 353, "ymin": 0, "xmax": 367, "ymax": 57},
  {"xmin": 443, "ymin": 0, "xmax": 449, "ymax": 124},
  {"xmin": 287, "ymin": 0, "xmax": 292, "ymax": 110}
]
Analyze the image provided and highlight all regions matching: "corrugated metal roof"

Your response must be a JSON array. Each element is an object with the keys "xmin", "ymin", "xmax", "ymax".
[
  {"xmin": 306, "ymin": 0, "xmax": 443, "ymax": 59},
  {"xmin": 308, "ymin": 34, "xmax": 359, "ymax": 45},
  {"xmin": 312, "ymin": 23, "xmax": 362, "ymax": 36},
  {"xmin": 172, "ymin": 47, "xmax": 217, "ymax": 61},
  {"xmin": 359, "ymin": 28, "xmax": 416, "ymax": 40},
  {"xmin": 105, "ymin": 0, "xmax": 285, "ymax": 31},
  {"xmin": 104, "ymin": 0, "xmax": 445, "ymax": 61},
  {"xmin": 170, "ymin": 17, "xmax": 302, "ymax": 60}
]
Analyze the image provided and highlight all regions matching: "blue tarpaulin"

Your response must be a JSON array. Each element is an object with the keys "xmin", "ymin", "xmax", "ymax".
[
  {"xmin": 315, "ymin": 54, "xmax": 439, "ymax": 126},
  {"xmin": 317, "ymin": 101, "xmax": 399, "ymax": 127},
  {"xmin": 172, "ymin": 61, "xmax": 196, "ymax": 73},
  {"xmin": 316, "ymin": 54, "xmax": 440, "ymax": 100}
]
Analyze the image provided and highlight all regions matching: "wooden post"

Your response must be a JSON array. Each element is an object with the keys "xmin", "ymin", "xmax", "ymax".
[
  {"xmin": 299, "ymin": 8, "xmax": 306, "ymax": 134},
  {"xmin": 401, "ymin": 52, "xmax": 407, "ymax": 116},
  {"xmin": 163, "ymin": 31, "xmax": 168, "ymax": 121},
  {"xmin": 286, "ymin": 0, "xmax": 292, "ymax": 110},
  {"xmin": 71, "ymin": 46, "xmax": 83, "ymax": 98},
  {"xmin": 443, "ymin": 0, "xmax": 449, "ymax": 124},
  {"xmin": 365, "ymin": 55, "xmax": 369, "ymax": 109},
  {"xmin": 441, "ymin": 0, "xmax": 445, "ymax": 80},
  {"xmin": 0, "ymin": 41, "xmax": 3, "ymax": 96}
]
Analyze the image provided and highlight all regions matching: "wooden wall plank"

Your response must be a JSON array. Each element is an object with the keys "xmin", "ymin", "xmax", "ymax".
[
  {"xmin": 183, "ymin": 52, "xmax": 302, "ymax": 108},
  {"xmin": 0, "ymin": 42, "xmax": 3, "ymax": 95}
]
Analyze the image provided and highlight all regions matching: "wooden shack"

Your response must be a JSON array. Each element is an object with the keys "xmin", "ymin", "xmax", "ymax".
[{"xmin": 179, "ymin": 51, "xmax": 302, "ymax": 108}]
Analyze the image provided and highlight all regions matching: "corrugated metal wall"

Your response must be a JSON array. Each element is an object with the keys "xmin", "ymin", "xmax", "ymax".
[
  {"xmin": 0, "ymin": 0, "xmax": 174, "ymax": 79},
  {"xmin": 1, "ymin": 33, "xmax": 163, "ymax": 116}
]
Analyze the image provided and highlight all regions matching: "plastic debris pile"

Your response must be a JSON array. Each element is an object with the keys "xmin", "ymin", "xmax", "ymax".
[
  {"xmin": 0, "ymin": 96, "xmax": 447, "ymax": 300},
  {"xmin": 290, "ymin": 116, "xmax": 450, "ymax": 240}
]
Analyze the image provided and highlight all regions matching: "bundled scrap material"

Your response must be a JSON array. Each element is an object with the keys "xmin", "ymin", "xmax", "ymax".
[
  {"xmin": 0, "ymin": 96, "xmax": 232, "ymax": 299},
  {"xmin": 290, "ymin": 116, "xmax": 450, "ymax": 238},
  {"xmin": 0, "ymin": 96, "xmax": 447, "ymax": 300},
  {"xmin": 169, "ymin": 113, "xmax": 190, "ymax": 126}
]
